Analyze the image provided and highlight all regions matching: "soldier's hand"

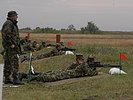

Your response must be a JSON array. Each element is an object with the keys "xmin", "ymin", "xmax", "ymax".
[{"xmin": 11, "ymin": 44, "xmax": 15, "ymax": 48}]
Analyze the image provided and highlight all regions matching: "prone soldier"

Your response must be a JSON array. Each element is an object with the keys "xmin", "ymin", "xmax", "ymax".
[
  {"xmin": 19, "ymin": 54, "xmax": 98, "ymax": 82},
  {"xmin": 20, "ymin": 43, "xmax": 66, "ymax": 63}
]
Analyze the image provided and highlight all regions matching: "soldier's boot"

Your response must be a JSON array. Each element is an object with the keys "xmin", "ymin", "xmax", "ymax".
[
  {"xmin": 31, "ymin": 71, "xmax": 40, "ymax": 75},
  {"xmin": 29, "ymin": 73, "xmax": 42, "ymax": 82},
  {"xmin": 25, "ymin": 74, "xmax": 39, "ymax": 82},
  {"xmin": 13, "ymin": 79, "xmax": 25, "ymax": 85},
  {"xmin": 13, "ymin": 77, "xmax": 25, "ymax": 85},
  {"xmin": 29, "ymin": 76, "xmax": 38, "ymax": 81},
  {"xmin": 12, "ymin": 70, "xmax": 25, "ymax": 85},
  {"xmin": 29, "ymin": 74, "xmax": 44, "ymax": 82}
]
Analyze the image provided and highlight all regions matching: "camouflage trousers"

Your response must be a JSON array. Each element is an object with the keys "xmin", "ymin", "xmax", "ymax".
[
  {"xmin": 4, "ymin": 49, "xmax": 19, "ymax": 81},
  {"xmin": 36, "ymin": 64, "xmax": 98, "ymax": 82},
  {"xmin": 33, "ymin": 50, "xmax": 64, "ymax": 60},
  {"xmin": 21, "ymin": 50, "xmax": 65, "ymax": 63}
]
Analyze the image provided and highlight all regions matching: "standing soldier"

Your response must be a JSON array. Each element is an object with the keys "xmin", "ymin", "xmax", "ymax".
[{"xmin": 1, "ymin": 11, "xmax": 24, "ymax": 85}]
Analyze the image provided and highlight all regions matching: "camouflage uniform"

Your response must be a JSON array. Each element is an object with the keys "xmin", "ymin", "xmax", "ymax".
[
  {"xmin": 1, "ymin": 11, "xmax": 22, "ymax": 84},
  {"xmin": 23, "ymin": 40, "xmax": 34, "ymax": 51},
  {"xmin": 20, "ymin": 44, "xmax": 65, "ymax": 63},
  {"xmin": 20, "ymin": 36, "xmax": 35, "ymax": 52},
  {"xmin": 32, "ymin": 41, "xmax": 44, "ymax": 51},
  {"xmin": 32, "ymin": 41, "xmax": 38, "ymax": 50},
  {"xmin": 20, "ymin": 36, "xmax": 28, "ymax": 52},
  {"xmin": 31, "ymin": 54, "xmax": 98, "ymax": 82},
  {"xmin": 20, "ymin": 36, "xmax": 29, "ymax": 45},
  {"xmin": 35, "ymin": 63, "xmax": 97, "ymax": 82},
  {"xmin": 18, "ymin": 54, "xmax": 98, "ymax": 82},
  {"xmin": 41, "ymin": 41, "xmax": 46, "ymax": 48}
]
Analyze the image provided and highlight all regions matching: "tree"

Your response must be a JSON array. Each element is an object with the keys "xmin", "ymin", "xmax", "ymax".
[
  {"xmin": 19, "ymin": 27, "xmax": 32, "ymax": 33},
  {"xmin": 20, "ymin": 27, "xmax": 32, "ymax": 30},
  {"xmin": 81, "ymin": 21, "xmax": 100, "ymax": 34},
  {"xmin": 81, "ymin": 27, "xmax": 85, "ymax": 34},
  {"xmin": 67, "ymin": 24, "xmax": 76, "ymax": 31}
]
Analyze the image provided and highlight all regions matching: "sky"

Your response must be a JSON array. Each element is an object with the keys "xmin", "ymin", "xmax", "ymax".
[{"xmin": 0, "ymin": 0, "xmax": 133, "ymax": 31}]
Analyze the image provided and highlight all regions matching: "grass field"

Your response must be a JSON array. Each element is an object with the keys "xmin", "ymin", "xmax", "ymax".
[{"xmin": 1, "ymin": 33, "xmax": 133, "ymax": 100}]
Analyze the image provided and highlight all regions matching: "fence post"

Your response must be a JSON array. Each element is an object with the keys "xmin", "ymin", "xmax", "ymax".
[{"xmin": 56, "ymin": 34, "xmax": 61, "ymax": 43}]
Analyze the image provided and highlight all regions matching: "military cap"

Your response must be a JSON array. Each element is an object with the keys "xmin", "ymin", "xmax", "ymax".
[
  {"xmin": 87, "ymin": 54, "xmax": 95, "ymax": 62},
  {"xmin": 76, "ymin": 53, "xmax": 84, "ymax": 59},
  {"xmin": 7, "ymin": 11, "xmax": 18, "ymax": 17},
  {"xmin": 88, "ymin": 54, "xmax": 95, "ymax": 58}
]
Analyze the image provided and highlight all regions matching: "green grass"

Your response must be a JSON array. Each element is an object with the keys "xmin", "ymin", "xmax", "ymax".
[{"xmin": 1, "ymin": 35, "xmax": 133, "ymax": 100}]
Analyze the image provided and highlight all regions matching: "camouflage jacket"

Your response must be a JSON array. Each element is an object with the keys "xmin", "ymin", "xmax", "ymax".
[
  {"xmin": 67, "ymin": 62, "xmax": 79, "ymax": 70},
  {"xmin": 1, "ymin": 18, "xmax": 21, "ymax": 53}
]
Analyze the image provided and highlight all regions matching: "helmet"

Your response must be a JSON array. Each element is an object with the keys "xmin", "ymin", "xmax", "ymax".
[
  {"xmin": 87, "ymin": 54, "xmax": 95, "ymax": 63},
  {"xmin": 7, "ymin": 11, "xmax": 18, "ymax": 17},
  {"xmin": 88, "ymin": 54, "xmax": 95, "ymax": 58},
  {"xmin": 76, "ymin": 53, "xmax": 84, "ymax": 60}
]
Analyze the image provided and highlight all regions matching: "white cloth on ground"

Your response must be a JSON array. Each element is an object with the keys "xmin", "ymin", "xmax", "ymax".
[{"xmin": 109, "ymin": 67, "xmax": 127, "ymax": 75}]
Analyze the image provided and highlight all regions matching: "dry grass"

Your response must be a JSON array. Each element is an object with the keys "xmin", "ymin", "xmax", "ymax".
[{"xmin": 21, "ymin": 33, "xmax": 133, "ymax": 47}]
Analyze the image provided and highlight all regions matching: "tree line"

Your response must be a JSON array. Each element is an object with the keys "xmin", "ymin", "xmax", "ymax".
[{"xmin": 19, "ymin": 21, "xmax": 100, "ymax": 34}]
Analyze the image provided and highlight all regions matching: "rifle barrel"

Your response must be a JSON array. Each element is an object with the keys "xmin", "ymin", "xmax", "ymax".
[{"xmin": 89, "ymin": 63, "xmax": 121, "ymax": 68}]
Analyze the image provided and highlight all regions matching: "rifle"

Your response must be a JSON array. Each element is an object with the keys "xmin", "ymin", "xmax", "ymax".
[
  {"xmin": 59, "ymin": 47, "xmax": 76, "ymax": 51},
  {"xmin": 88, "ymin": 61, "xmax": 122, "ymax": 69},
  {"xmin": 46, "ymin": 44, "xmax": 56, "ymax": 47},
  {"xmin": 10, "ymin": 37, "xmax": 22, "ymax": 54}
]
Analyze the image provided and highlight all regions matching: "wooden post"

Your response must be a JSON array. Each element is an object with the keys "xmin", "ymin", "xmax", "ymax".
[
  {"xmin": 56, "ymin": 34, "xmax": 61, "ymax": 43},
  {"xmin": 27, "ymin": 33, "xmax": 30, "ymax": 40}
]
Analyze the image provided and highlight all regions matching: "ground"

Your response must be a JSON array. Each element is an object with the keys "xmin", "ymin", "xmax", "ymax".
[{"xmin": 1, "ymin": 33, "xmax": 133, "ymax": 100}]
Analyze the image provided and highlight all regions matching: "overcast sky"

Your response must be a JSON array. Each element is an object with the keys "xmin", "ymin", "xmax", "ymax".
[{"xmin": 0, "ymin": 0, "xmax": 133, "ymax": 31}]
